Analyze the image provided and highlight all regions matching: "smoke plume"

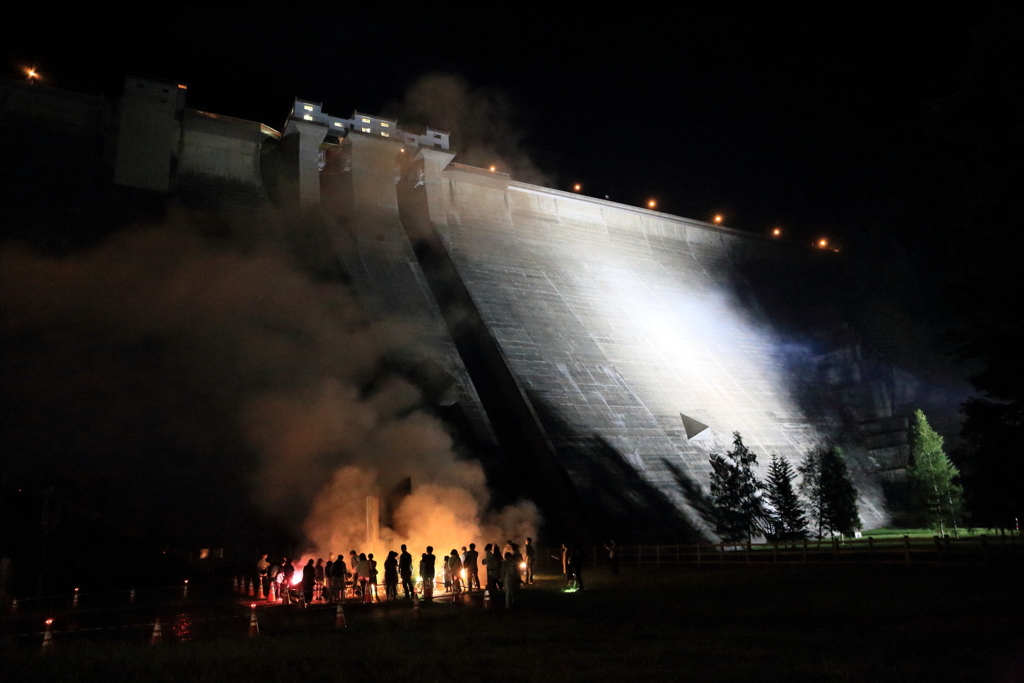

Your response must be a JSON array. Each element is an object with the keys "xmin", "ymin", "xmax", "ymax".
[
  {"xmin": 387, "ymin": 73, "xmax": 551, "ymax": 186},
  {"xmin": 0, "ymin": 208, "xmax": 539, "ymax": 552}
]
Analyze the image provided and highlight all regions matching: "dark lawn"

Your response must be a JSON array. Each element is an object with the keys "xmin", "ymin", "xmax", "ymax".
[{"xmin": 4, "ymin": 563, "xmax": 1024, "ymax": 682}]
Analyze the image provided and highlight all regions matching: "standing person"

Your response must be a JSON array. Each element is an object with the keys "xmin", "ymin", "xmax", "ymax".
[
  {"xmin": 464, "ymin": 543, "xmax": 481, "ymax": 591},
  {"xmin": 399, "ymin": 544, "xmax": 414, "ymax": 598},
  {"xmin": 356, "ymin": 553, "xmax": 371, "ymax": 600},
  {"xmin": 500, "ymin": 552, "xmax": 520, "ymax": 608},
  {"xmin": 331, "ymin": 552, "xmax": 347, "ymax": 600},
  {"xmin": 258, "ymin": 552, "xmax": 270, "ymax": 593},
  {"xmin": 314, "ymin": 558, "xmax": 325, "ymax": 601},
  {"xmin": 483, "ymin": 543, "xmax": 501, "ymax": 597},
  {"xmin": 384, "ymin": 551, "xmax": 399, "ymax": 600},
  {"xmin": 325, "ymin": 554, "xmax": 335, "ymax": 600},
  {"xmin": 302, "ymin": 559, "xmax": 315, "ymax": 605},
  {"xmin": 554, "ymin": 544, "xmax": 570, "ymax": 587},
  {"xmin": 604, "ymin": 540, "xmax": 620, "ymax": 576},
  {"xmin": 568, "ymin": 545, "xmax": 585, "ymax": 591},
  {"xmin": 368, "ymin": 553, "xmax": 379, "ymax": 602},
  {"xmin": 422, "ymin": 547, "xmax": 436, "ymax": 601},
  {"xmin": 442, "ymin": 555, "xmax": 452, "ymax": 593},
  {"xmin": 448, "ymin": 549, "xmax": 463, "ymax": 594},
  {"xmin": 257, "ymin": 553, "xmax": 270, "ymax": 596},
  {"xmin": 523, "ymin": 538, "xmax": 536, "ymax": 584},
  {"xmin": 349, "ymin": 550, "xmax": 360, "ymax": 597}
]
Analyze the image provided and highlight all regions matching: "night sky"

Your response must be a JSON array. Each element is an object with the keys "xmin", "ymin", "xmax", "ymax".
[{"xmin": 1, "ymin": 5, "xmax": 998, "ymax": 246}]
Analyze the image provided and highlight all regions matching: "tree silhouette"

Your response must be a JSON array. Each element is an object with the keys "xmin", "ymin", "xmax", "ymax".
[
  {"xmin": 709, "ymin": 432, "xmax": 766, "ymax": 543},
  {"xmin": 764, "ymin": 454, "xmax": 807, "ymax": 540}
]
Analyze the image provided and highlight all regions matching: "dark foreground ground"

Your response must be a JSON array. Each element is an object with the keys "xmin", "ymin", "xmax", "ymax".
[{"xmin": 3, "ymin": 563, "xmax": 1024, "ymax": 682}]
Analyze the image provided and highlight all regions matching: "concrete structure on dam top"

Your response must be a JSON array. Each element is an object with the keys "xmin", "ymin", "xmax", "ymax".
[{"xmin": 0, "ymin": 74, "xmax": 964, "ymax": 541}]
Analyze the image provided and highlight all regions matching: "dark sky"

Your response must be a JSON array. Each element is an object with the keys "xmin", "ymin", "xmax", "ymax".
[{"xmin": 2, "ymin": 5, "xmax": 996, "ymax": 248}]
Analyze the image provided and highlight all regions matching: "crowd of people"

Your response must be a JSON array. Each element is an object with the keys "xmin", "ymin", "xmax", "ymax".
[{"xmin": 256, "ymin": 537, "xmax": 545, "ymax": 608}]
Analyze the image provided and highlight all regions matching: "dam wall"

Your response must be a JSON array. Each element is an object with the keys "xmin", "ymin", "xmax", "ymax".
[{"xmin": 395, "ymin": 148, "xmax": 859, "ymax": 538}]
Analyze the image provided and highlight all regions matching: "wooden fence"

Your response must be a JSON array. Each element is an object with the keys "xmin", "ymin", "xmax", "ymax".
[{"xmin": 543, "ymin": 534, "xmax": 1024, "ymax": 569}]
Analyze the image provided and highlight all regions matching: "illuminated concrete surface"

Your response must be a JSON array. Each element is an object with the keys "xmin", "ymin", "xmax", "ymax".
[{"xmin": 403, "ymin": 156, "xmax": 861, "ymax": 536}]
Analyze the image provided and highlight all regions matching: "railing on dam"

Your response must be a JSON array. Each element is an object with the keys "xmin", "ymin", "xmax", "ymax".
[{"xmin": 543, "ymin": 534, "xmax": 1024, "ymax": 569}]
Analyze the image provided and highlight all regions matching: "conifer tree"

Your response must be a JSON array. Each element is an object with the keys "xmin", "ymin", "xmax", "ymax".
[
  {"xmin": 908, "ymin": 409, "xmax": 964, "ymax": 537},
  {"xmin": 764, "ymin": 454, "xmax": 807, "ymax": 540},
  {"xmin": 708, "ymin": 432, "xmax": 766, "ymax": 542},
  {"xmin": 799, "ymin": 446, "xmax": 861, "ymax": 538}
]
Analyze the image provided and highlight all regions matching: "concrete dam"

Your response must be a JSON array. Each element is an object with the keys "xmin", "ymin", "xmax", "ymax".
[{"xmin": 1, "ymin": 74, "xmax": 960, "ymax": 541}]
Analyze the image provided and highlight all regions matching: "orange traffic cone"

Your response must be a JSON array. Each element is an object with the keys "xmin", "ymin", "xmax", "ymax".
[
  {"xmin": 257, "ymin": 579, "xmax": 264, "ymax": 601},
  {"xmin": 247, "ymin": 580, "xmax": 254, "ymax": 597},
  {"xmin": 362, "ymin": 586, "xmax": 372, "ymax": 604},
  {"xmin": 248, "ymin": 605, "xmax": 259, "ymax": 637},
  {"xmin": 483, "ymin": 589, "xmax": 491, "ymax": 609},
  {"xmin": 72, "ymin": 588, "xmax": 79, "ymax": 609},
  {"xmin": 269, "ymin": 582, "xmax": 277, "ymax": 602},
  {"xmin": 41, "ymin": 619, "xmax": 54, "ymax": 652},
  {"xmin": 233, "ymin": 576, "xmax": 239, "ymax": 593},
  {"xmin": 150, "ymin": 617, "xmax": 162, "ymax": 645},
  {"xmin": 335, "ymin": 602, "xmax": 346, "ymax": 629},
  {"xmin": 412, "ymin": 592, "xmax": 422, "ymax": 620}
]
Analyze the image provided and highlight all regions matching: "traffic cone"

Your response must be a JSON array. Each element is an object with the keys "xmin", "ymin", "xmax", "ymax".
[
  {"xmin": 483, "ymin": 589, "xmax": 491, "ymax": 609},
  {"xmin": 412, "ymin": 592, "xmax": 422, "ymax": 620},
  {"xmin": 11, "ymin": 598, "xmax": 18, "ymax": 614},
  {"xmin": 150, "ymin": 617, "xmax": 162, "ymax": 645},
  {"xmin": 335, "ymin": 602, "xmax": 346, "ymax": 629},
  {"xmin": 248, "ymin": 605, "xmax": 259, "ymax": 637},
  {"xmin": 247, "ymin": 580, "xmax": 254, "ymax": 597},
  {"xmin": 41, "ymin": 619, "xmax": 54, "ymax": 651},
  {"xmin": 72, "ymin": 588, "xmax": 79, "ymax": 609},
  {"xmin": 130, "ymin": 589, "xmax": 136, "ymax": 604},
  {"xmin": 269, "ymin": 582, "xmax": 277, "ymax": 602},
  {"xmin": 257, "ymin": 579, "xmax": 264, "ymax": 600},
  {"xmin": 233, "ymin": 576, "xmax": 239, "ymax": 593},
  {"xmin": 362, "ymin": 586, "xmax": 372, "ymax": 604},
  {"xmin": 183, "ymin": 580, "xmax": 189, "ymax": 599}
]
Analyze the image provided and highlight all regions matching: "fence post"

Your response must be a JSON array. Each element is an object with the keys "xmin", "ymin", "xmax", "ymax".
[
  {"xmin": 745, "ymin": 542, "xmax": 751, "ymax": 565},
  {"xmin": 933, "ymin": 535, "xmax": 942, "ymax": 563},
  {"xmin": 904, "ymin": 535, "xmax": 911, "ymax": 566}
]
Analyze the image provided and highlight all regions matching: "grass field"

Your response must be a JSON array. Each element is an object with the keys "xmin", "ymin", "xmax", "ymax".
[{"xmin": 4, "ymin": 563, "xmax": 1023, "ymax": 682}]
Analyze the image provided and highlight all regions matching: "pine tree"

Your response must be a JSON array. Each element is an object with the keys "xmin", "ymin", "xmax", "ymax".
[
  {"xmin": 799, "ymin": 446, "xmax": 861, "ymax": 539},
  {"xmin": 908, "ymin": 409, "xmax": 964, "ymax": 537},
  {"xmin": 764, "ymin": 454, "xmax": 807, "ymax": 540},
  {"xmin": 708, "ymin": 432, "xmax": 766, "ymax": 542},
  {"xmin": 819, "ymin": 446, "xmax": 861, "ymax": 537}
]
